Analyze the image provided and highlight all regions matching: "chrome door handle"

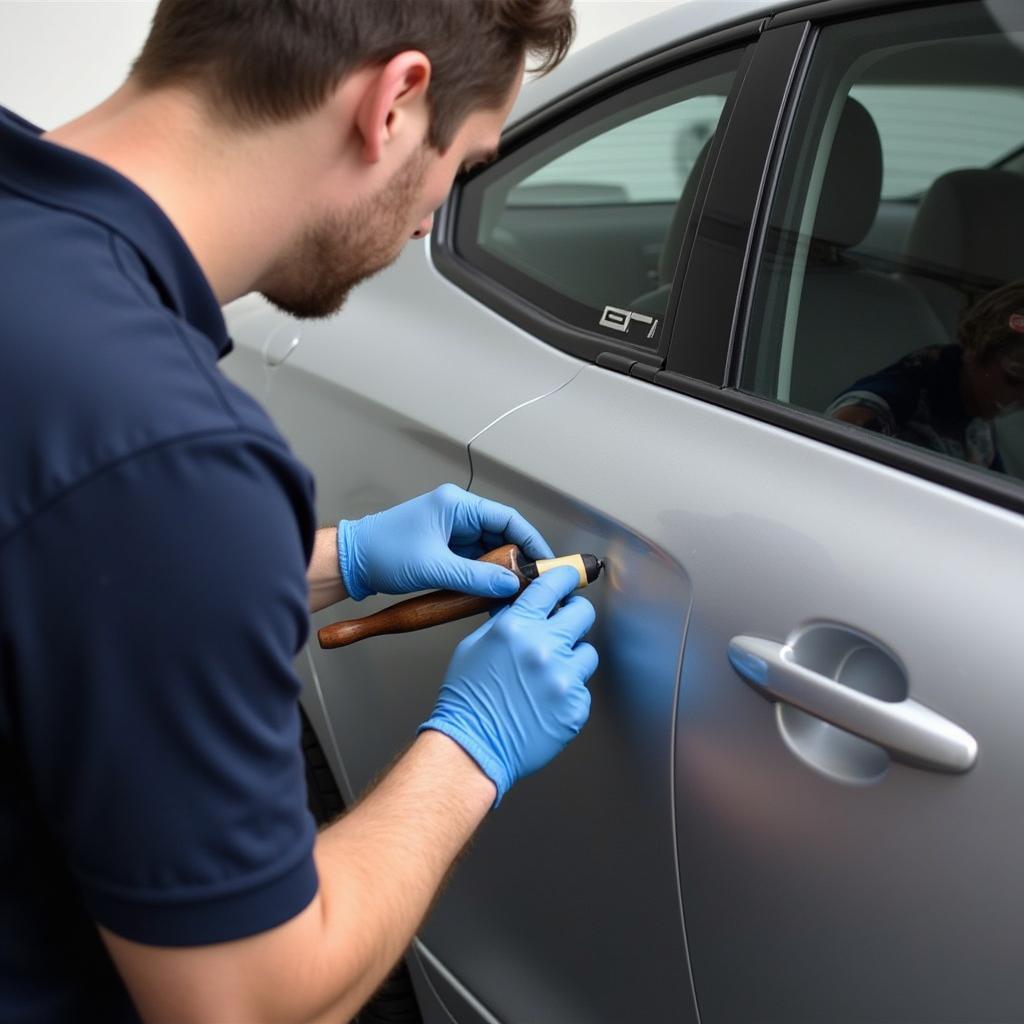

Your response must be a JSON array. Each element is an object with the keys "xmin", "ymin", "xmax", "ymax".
[
  {"xmin": 264, "ymin": 327, "xmax": 301, "ymax": 367},
  {"xmin": 728, "ymin": 635, "xmax": 977, "ymax": 773}
]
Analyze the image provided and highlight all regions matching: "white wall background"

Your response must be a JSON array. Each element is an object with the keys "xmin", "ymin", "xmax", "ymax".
[{"xmin": 0, "ymin": 1, "xmax": 688, "ymax": 128}]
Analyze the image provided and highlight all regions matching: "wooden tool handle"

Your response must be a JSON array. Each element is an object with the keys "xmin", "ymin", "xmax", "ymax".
[{"xmin": 317, "ymin": 544, "xmax": 524, "ymax": 650}]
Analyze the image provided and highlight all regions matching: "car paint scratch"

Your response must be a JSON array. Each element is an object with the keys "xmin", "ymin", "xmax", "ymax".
[{"xmin": 466, "ymin": 366, "xmax": 586, "ymax": 491}]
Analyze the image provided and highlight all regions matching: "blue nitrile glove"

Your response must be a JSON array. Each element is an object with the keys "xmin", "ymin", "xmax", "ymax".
[
  {"xmin": 419, "ymin": 566, "xmax": 598, "ymax": 805},
  {"xmin": 337, "ymin": 483, "xmax": 554, "ymax": 601}
]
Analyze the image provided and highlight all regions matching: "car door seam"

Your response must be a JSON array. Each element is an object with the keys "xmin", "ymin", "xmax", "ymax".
[
  {"xmin": 670, "ymin": 595, "xmax": 704, "ymax": 1024},
  {"xmin": 413, "ymin": 940, "xmax": 504, "ymax": 1024}
]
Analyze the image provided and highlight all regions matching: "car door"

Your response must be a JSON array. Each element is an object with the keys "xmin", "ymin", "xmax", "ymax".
[
  {"xmin": 460, "ymin": 2, "xmax": 1024, "ymax": 1022},
  {"xmin": 216, "ymin": 5, "xmax": 757, "ymax": 1015},
  {"xmin": 237, "ymin": 21, "xmax": 756, "ymax": 1024},
  {"xmin": 403, "ymin": 22, "xmax": 764, "ymax": 1024}
]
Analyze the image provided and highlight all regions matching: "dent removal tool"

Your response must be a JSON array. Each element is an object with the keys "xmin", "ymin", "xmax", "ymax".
[{"xmin": 318, "ymin": 543, "xmax": 603, "ymax": 649}]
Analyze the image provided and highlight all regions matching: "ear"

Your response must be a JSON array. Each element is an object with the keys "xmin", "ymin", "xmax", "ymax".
[{"xmin": 354, "ymin": 51, "xmax": 432, "ymax": 164}]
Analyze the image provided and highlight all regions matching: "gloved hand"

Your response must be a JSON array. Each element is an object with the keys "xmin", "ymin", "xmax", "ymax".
[
  {"xmin": 337, "ymin": 483, "xmax": 554, "ymax": 601},
  {"xmin": 419, "ymin": 566, "xmax": 598, "ymax": 805}
]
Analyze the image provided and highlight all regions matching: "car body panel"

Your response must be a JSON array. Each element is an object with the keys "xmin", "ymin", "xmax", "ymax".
[
  {"xmin": 224, "ymin": 241, "xmax": 584, "ymax": 495},
  {"xmin": 467, "ymin": 363, "xmax": 1024, "ymax": 1021}
]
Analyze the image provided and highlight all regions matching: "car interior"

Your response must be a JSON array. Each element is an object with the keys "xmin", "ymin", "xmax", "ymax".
[{"xmin": 472, "ymin": 63, "xmax": 740, "ymax": 334}]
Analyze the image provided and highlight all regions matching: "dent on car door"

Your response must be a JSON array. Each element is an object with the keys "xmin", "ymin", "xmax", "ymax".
[
  {"xmin": 667, "ymin": 4, "xmax": 1024, "ymax": 1022},
  {"xmin": 404, "ymin": 38, "xmax": 753, "ymax": 1024}
]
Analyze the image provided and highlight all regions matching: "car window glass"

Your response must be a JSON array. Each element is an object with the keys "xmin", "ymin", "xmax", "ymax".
[
  {"xmin": 849, "ymin": 85, "xmax": 1024, "ymax": 199},
  {"xmin": 741, "ymin": 2, "xmax": 1024, "ymax": 484},
  {"xmin": 455, "ymin": 49, "xmax": 743, "ymax": 351},
  {"xmin": 513, "ymin": 96, "xmax": 727, "ymax": 206}
]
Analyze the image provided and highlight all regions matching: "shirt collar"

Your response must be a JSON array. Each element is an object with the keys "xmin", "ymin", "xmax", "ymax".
[{"xmin": 0, "ymin": 107, "xmax": 231, "ymax": 357}]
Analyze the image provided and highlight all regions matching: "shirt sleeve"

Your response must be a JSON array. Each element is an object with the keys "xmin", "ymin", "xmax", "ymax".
[
  {"xmin": 7, "ymin": 430, "xmax": 320, "ymax": 946},
  {"xmin": 826, "ymin": 347, "xmax": 936, "ymax": 430}
]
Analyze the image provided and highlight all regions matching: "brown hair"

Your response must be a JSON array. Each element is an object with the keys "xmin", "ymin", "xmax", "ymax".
[
  {"xmin": 959, "ymin": 278, "xmax": 1024, "ymax": 362},
  {"xmin": 131, "ymin": 0, "xmax": 574, "ymax": 150}
]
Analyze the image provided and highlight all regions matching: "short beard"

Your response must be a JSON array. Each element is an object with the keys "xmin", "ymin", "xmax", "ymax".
[{"xmin": 260, "ymin": 147, "xmax": 430, "ymax": 320}]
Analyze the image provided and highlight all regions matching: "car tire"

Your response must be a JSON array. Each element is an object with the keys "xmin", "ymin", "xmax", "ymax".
[{"xmin": 300, "ymin": 708, "xmax": 424, "ymax": 1024}]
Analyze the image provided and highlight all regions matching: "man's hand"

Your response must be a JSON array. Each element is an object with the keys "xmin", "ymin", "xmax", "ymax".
[
  {"xmin": 336, "ymin": 483, "xmax": 554, "ymax": 601},
  {"xmin": 420, "ymin": 565, "xmax": 598, "ymax": 804}
]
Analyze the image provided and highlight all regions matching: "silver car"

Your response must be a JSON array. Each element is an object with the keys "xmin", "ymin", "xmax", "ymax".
[{"xmin": 224, "ymin": 0, "xmax": 1024, "ymax": 1020}]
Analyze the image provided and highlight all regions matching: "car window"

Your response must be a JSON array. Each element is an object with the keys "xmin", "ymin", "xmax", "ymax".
[
  {"xmin": 740, "ymin": 1, "xmax": 1024, "ymax": 484},
  {"xmin": 849, "ymin": 84, "xmax": 1024, "ymax": 200},
  {"xmin": 510, "ymin": 96, "xmax": 727, "ymax": 207},
  {"xmin": 454, "ymin": 48, "xmax": 744, "ymax": 351}
]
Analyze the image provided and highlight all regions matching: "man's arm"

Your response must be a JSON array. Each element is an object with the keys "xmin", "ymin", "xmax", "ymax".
[
  {"xmin": 101, "ymin": 565, "xmax": 595, "ymax": 1023},
  {"xmin": 308, "ymin": 485, "xmax": 557, "ymax": 613},
  {"xmin": 830, "ymin": 404, "xmax": 880, "ymax": 428},
  {"xmin": 101, "ymin": 730, "xmax": 494, "ymax": 1024},
  {"xmin": 308, "ymin": 526, "xmax": 348, "ymax": 612}
]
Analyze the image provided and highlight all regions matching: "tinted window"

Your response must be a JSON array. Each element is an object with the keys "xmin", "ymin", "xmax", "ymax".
[
  {"xmin": 850, "ymin": 84, "xmax": 1024, "ymax": 199},
  {"xmin": 456, "ymin": 49, "xmax": 743, "ymax": 351},
  {"xmin": 513, "ymin": 96, "xmax": 727, "ymax": 206},
  {"xmin": 741, "ymin": 2, "xmax": 1024, "ymax": 483}
]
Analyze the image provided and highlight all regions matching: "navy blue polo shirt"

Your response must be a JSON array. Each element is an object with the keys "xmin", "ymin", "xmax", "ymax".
[
  {"xmin": 827, "ymin": 344, "xmax": 1005, "ymax": 472},
  {"xmin": 0, "ymin": 108, "xmax": 319, "ymax": 1021}
]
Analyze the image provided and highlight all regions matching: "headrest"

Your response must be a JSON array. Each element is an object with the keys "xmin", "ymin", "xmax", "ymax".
[
  {"xmin": 811, "ymin": 98, "xmax": 883, "ymax": 249},
  {"xmin": 658, "ymin": 97, "xmax": 880, "ymax": 286},
  {"xmin": 904, "ymin": 169, "xmax": 1024, "ymax": 286}
]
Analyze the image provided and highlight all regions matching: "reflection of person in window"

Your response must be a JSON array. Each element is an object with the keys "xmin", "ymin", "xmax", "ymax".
[{"xmin": 828, "ymin": 279, "xmax": 1024, "ymax": 472}]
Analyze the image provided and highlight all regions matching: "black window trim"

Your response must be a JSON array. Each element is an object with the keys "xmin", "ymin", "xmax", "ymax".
[
  {"xmin": 770, "ymin": 0, "xmax": 972, "ymax": 28},
  {"xmin": 430, "ymin": 16, "xmax": 766, "ymax": 367},
  {"xmin": 726, "ymin": 22, "xmax": 819, "ymax": 388},
  {"xmin": 662, "ymin": 20, "xmax": 811, "ymax": 381},
  {"xmin": 665, "ymin": 0, "xmax": 1024, "ymax": 518}
]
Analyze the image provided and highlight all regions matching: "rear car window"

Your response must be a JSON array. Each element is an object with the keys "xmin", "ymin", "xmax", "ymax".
[{"xmin": 740, "ymin": 1, "xmax": 1024, "ymax": 485}]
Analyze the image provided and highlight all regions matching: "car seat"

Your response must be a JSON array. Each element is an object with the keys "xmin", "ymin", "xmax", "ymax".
[
  {"xmin": 630, "ymin": 138, "xmax": 711, "ymax": 317},
  {"xmin": 902, "ymin": 168, "xmax": 1024, "ymax": 336},
  {"xmin": 633, "ymin": 98, "xmax": 947, "ymax": 411},
  {"xmin": 785, "ymin": 98, "xmax": 948, "ymax": 412}
]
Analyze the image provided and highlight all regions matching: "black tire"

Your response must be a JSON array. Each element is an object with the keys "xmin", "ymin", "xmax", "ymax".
[{"xmin": 299, "ymin": 708, "xmax": 423, "ymax": 1024}]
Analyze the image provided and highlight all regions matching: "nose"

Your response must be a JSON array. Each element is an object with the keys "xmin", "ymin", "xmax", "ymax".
[{"xmin": 412, "ymin": 214, "xmax": 434, "ymax": 240}]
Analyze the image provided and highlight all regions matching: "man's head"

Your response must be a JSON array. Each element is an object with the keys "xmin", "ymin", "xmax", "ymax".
[
  {"xmin": 959, "ymin": 278, "xmax": 1024, "ymax": 418},
  {"xmin": 130, "ymin": 0, "xmax": 574, "ymax": 317}
]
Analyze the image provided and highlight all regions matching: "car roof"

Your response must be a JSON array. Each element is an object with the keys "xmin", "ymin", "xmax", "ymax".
[{"xmin": 509, "ymin": 0, "xmax": 803, "ymax": 126}]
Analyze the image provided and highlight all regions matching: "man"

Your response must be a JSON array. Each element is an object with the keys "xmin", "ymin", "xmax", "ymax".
[
  {"xmin": 829, "ymin": 279, "xmax": 1024, "ymax": 473},
  {"xmin": 0, "ymin": 2, "xmax": 597, "ymax": 1021}
]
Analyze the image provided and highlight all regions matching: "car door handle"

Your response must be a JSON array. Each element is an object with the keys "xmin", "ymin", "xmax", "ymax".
[
  {"xmin": 728, "ymin": 635, "xmax": 977, "ymax": 773},
  {"xmin": 263, "ymin": 327, "xmax": 301, "ymax": 367}
]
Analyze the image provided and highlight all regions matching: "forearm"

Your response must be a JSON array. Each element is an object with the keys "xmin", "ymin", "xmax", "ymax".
[
  {"xmin": 308, "ymin": 730, "xmax": 495, "ymax": 1021},
  {"xmin": 308, "ymin": 526, "xmax": 348, "ymax": 612},
  {"xmin": 104, "ymin": 731, "xmax": 495, "ymax": 1024}
]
